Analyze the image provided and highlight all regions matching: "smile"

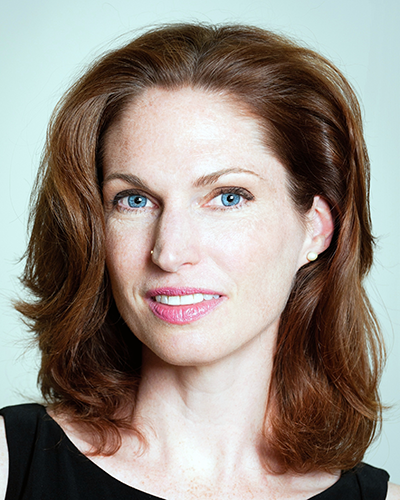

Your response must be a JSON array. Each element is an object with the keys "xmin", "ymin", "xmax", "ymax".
[
  {"xmin": 154, "ymin": 293, "xmax": 220, "ymax": 306},
  {"xmin": 146, "ymin": 288, "xmax": 225, "ymax": 324}
]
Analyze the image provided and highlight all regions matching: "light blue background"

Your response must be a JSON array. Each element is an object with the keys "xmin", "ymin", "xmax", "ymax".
[{"xmin": 1, "ymin": 0, "xmax": 399, "ymax": 483}]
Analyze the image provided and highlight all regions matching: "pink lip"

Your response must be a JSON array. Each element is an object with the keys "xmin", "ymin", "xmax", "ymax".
[{"xmin": 145, "ymin": 287, "xmax": 225, "ymax": 325}]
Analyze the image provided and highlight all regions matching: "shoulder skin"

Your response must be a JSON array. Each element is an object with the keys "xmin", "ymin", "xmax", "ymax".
[{"xmin": 387, "ymin": 483, "xmax": 400, "ymax": 500}]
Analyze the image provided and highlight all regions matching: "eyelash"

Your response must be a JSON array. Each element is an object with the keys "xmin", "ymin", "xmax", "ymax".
[{"xmin": 111, "ymin": 187, "xmax": 254, "ymax": 213}]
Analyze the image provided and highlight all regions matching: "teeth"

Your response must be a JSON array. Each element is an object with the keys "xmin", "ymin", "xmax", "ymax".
[
  {"xmin": 168, "ymin": 295, "xmax": 181, "ymax": 305},
  {"xmin": 154, "ymin": 293, "xmax": 220, "ymax": 305},
  {"xmin": 203, "ymin": 294, "xmax": 214, "ymax": 300},
  {"xmin": 193, "ymin": 293, "xmax": 203, "ymax": 304},
  {"xmin": 180, "ymin": 294, "xmax": 196, "ymax": 305}
]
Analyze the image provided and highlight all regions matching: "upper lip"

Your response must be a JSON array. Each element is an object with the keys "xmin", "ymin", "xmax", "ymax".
[{"xmin": 146, "ymin": 287, "xmax": 223, "ymax": 298}]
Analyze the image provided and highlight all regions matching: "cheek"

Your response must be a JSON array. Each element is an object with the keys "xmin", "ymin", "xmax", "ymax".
[
  {"xmin": 209, "ymin": 213, "xmax": 305, "ymax": 313},
  {"xmin": 206, "ymin": 210, "xmax": 303, "ymax": 274},
  {"xmin": 105, "ymin": 222, "xmax": 150, "ymax": 289},
  {"xmin": 200, "ymin": 215, "xmax": 262, "ymax": 264}
]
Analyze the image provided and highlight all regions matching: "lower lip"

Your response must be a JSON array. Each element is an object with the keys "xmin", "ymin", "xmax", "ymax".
[{"xmin": 147, "ymin": 297, "xmax": 224, "ymax": 324}]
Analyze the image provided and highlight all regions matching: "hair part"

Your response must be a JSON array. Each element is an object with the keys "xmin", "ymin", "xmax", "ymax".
[{"xmin": 17, "ymin": 23, "xmax": 384, "ymax": 472}]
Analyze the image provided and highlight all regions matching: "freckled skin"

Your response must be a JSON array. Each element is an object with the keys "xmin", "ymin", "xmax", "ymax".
[{"xmin": 102, "ymin": 87, "xmax": 312, "ymax": 367}]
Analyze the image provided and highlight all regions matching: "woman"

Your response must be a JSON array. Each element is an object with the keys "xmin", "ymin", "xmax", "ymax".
[{"xmin": 0, "ymin": 23, "xmax": 399, "ymax": 499}]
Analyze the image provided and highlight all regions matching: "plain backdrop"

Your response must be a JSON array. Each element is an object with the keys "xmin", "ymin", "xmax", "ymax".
[{"xmin": 1, "ymin": 0, "xmax": 399, "ymax": 483}]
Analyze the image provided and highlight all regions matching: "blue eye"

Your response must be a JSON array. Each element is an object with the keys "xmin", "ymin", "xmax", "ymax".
[
  {"xmin": 221, "ymin": 193, "xmax": 241, "ymax": 206},
  {"xmin": 112, "ymin": 191, "xmax": 155, "ymax": 212},
  {"xmin": 127, "ymin": 195, "xmax": 147, "ymax": 208}
]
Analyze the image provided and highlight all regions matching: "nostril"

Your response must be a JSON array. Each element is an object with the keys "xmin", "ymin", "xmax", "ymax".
[{"xmin": 150, "ymin": 243, "xmax": 200, "ymax": 273}]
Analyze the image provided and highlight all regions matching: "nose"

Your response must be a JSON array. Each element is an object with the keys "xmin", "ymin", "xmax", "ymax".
[{"xmin": 151, "ymin": 208, "xmax": 201, "ymax": 273}]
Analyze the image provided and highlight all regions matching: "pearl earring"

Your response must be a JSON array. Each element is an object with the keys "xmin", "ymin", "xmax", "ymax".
[
  {"xmin": 150, "ymin": 250, "xmax": 154, "ymax": 255},
  {"xmin": 307, "ymin": 251, "xmax": 318, "ymax": 262}
]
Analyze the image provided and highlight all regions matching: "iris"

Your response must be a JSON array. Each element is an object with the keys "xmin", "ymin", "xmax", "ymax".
[
  {"xmin": 128, "ymin": 195, "xmax": 147, "ymax": 208},
  {"xmin": 221, "ymin": 193, "xmax": 241, "ymax": 206}
]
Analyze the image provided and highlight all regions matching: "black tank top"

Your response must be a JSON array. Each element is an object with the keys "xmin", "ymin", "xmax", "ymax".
[{"xmin": 0, "ymin": 404, "xmax": 390, "ymax": 500}]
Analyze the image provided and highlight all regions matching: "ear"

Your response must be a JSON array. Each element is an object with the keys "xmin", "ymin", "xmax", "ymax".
[{"xmin": 299, "ymin": 196, "xmax": 334, "ymax": 267}]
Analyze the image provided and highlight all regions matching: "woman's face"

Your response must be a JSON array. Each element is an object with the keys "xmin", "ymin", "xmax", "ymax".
[{"xmin": 102, "ymin": 87, "xmax": 312, "ymax": 366}]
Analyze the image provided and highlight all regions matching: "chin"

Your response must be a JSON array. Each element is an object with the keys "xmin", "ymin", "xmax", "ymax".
[{"xmin": 140, "ymin": 333, "xmax": 238, "ymax": 368}]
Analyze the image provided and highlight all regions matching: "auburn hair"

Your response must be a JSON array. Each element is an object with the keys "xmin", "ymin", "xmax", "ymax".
[{"xmin": 17, "ymin": 23, "xmax": 384, "ymax": 473}]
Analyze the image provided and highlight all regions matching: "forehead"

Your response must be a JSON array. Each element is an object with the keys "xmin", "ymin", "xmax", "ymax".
[
  {"xmin": 105, "ymin": 86, "xmax": 267, "ymax": 155},
  {"xmin": 102, "ymin": 87, "xmax": 290, "ymax": 196}
]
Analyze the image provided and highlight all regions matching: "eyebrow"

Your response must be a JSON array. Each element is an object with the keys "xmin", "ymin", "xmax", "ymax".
[
  {"xmin": 193, "ymin": 167, "xmax": 263, "ymax": 187},
  {"xmin": 103, "ymin": 167, "xmax": 263, "ymax": 189},
  {"xmin": 102, "ymin": 173, "xmax": 151, "ymax": 190}
]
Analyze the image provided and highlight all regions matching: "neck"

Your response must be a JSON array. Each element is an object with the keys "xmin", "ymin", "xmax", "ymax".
[{"xmin": 134, "ymin": 332, "xmax": 275, "ymax": 474}]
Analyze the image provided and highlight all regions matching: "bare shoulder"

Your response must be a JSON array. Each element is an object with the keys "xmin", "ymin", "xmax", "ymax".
[
  {"xmin": 387, "ymin": 482, "xmax": 400, "ymax": 500},
  {"xmin": 0, "ymin": 416, "xmax": 8, "ymax": 500}
]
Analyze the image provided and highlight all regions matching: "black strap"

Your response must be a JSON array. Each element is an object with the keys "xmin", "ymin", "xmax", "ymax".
[
  {"xmin": 356, "ymin": 462, "xmax": 389, "ymax": 500},
  {"xmin": 1, "ymin": 404, "xmax": 47, "ymax": 500}
]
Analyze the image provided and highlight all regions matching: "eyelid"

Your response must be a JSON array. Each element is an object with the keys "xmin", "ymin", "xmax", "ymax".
[
  {"xmin": 112, "ymin": 188, "xmax": 147, "ymax": 202},
  {"xmin": 216, "ymin": 186, "xmax": 254, "ymax": 198}
]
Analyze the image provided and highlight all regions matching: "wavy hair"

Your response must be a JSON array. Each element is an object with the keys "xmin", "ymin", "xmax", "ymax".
[{"xmin": 17, "ymin": 23, "xmax": 384, "ymax": 473}]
